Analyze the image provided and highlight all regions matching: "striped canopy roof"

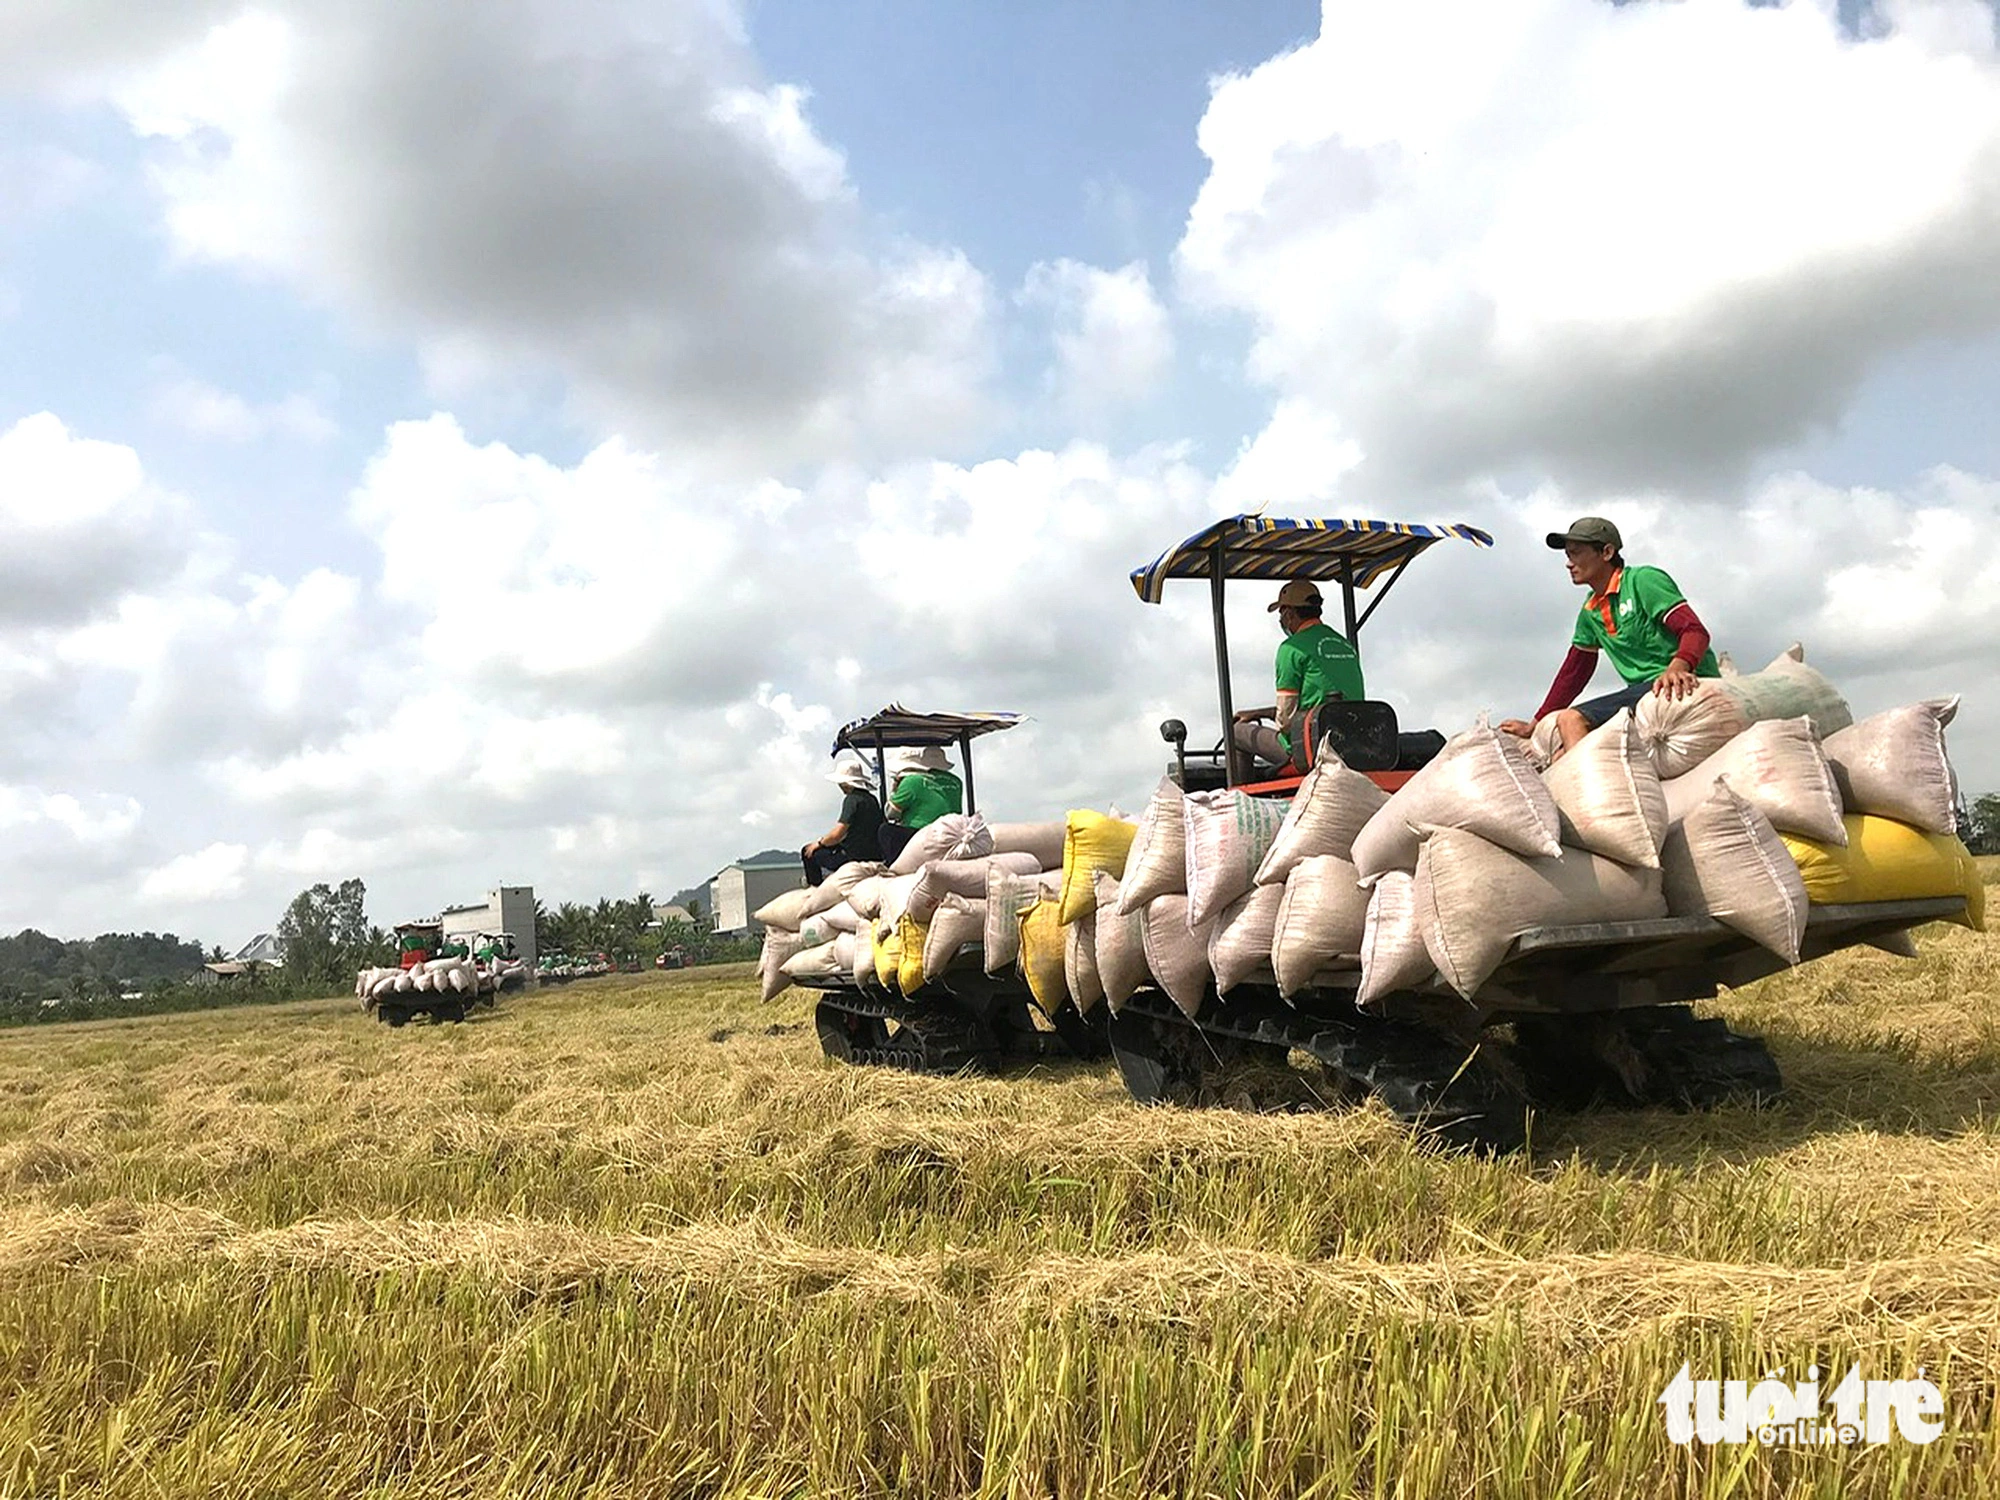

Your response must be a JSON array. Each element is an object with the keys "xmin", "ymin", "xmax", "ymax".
[
  {"xmin": 1129, "ymin": 516, "xmax": 1493, "ymax": 604},
  {"xmin": 832, "ymin": 705, "xmax": 1025, "ymax": 754}
]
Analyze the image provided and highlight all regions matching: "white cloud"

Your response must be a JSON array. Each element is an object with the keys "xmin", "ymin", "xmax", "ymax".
[
  {"xmin": 109, "ymin": 2, "xmax": 997, "ymax": 468},
  {"xmin": 1180, "ymin": 0, "xmax": 2000, "ymax": 491},
  {"xmin": 148, "ymin": 374, "xmax": 337, "ymax": 443},
  {"xmin": 137, "ymin": 841, "xmax": 247, "ymax": 903},
  {"xmin": 1022, "ymin": 258, "xmax": 1174, "ymax": 417}
]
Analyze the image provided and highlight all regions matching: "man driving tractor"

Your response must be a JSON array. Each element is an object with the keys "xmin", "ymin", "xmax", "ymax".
[
  {"xmin": 1499, "ymin": 516, "xmax": 1718, "ymax": 754},
  {"xmin": 1232, "ymin": 578, "xmax": 1366, "ymax": 773}
]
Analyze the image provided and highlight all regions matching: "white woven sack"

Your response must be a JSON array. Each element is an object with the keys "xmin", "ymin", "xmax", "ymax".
[
  {"xmin": 923, "ymin": 895, "xmax": 986, "ymax": 981},
  {"xmin": 1541, "ymin": 708, "xmax": 1669, "ymax": 869},
  {"xmin": 1661, "ymin": 717, "xmax": 1847, "ymax": 845},
  {"xmin": 752, "ymin": 884, "xmax": 814, "ymax": 932},
  {"xmin": 984, "ymin": 867, "xmax": 1059, "ymax": 975},
  {"xmin": 874, "ymin": 872, "xmax": 926, "ymax": 930},
  {"xmin": 1350, "ymin": 719, "xmax": 1562, "ymax": 881},
  {"xmin": 759, "ymin": 928, "xmax": 809, "ymax": 1001},
  {"xmin": 908, "ymin": 852, "xmax": 1040, "ymax": 925},
  {"xmin": 1064, "ymin": 912, "xmax": 1106, "ymax": 1013},
  {"xmin": 1632, "ymin": 682, "xmax": 1751, "ymax": 781},
  {"xmin": 815, "ymin": 901, "xmax": 863, "ymax": 935},
  {"xmin": 1822, "ymin": 697, "xmax": 1960, "ymax": 836},
  {"xmin": 1090, "ymin": 872, "xmax": 1153, "ymax": 1013},
  {"xmin": 988, "ymin": 820, "xmax": 1068, "ymax": 868},
  {"xmin": 845, "ymin": 875, "xmax": 889, "ymax": 920},
  {"xmin": 1659, "ymin": 779, "xmax": 1808, "ymax": 964},
  {"xmin": 1254, "ymin": 751, "xmax": 1390, "ymax": 887},
  {"xmin": 1181, "ymin": 790, "xmax": 1289, "ymax": 929},
  {"xmin": 1208, "ymin": 884, "xmax": 1284, "ymax": 995},
  {"xmin": 1117, "ymin": 778, "xmax": 1189, "ymax": 912},
  {"xmin": 1714, "ymin": 644, "xmax": 1853, "ymax": 739},
  {"xmin": 1356, "ymin": 872, "xmax": 1432, "ymax": 1012},
  {"xmin": 1527, "ymin": 714, "xmax": 1566, "ymax": 771},
  {"xmin": 1271, "ymin": 855, "xmax": 1370, "ymax": 997},
  {"xmin": 780, "ymin": 940, "xmax": 846, "ymax": 980},
  {"xmin": 889, "ymin": 813, "xmax": 994, "ymax": 875},
  {"xmin": 799, "ymin": 860, "xmax": 888, "ymax": 919},
  {"xmin": 1416, "ymin": 828, "xmax": 1667, "ymax": 1000},
  {"xmin": 1141, "ymin": 894, "xmax": 1216, "ymax": 1019},
  {"xmin": 851, "ymin": 927, "xmax": 877, "ymax": 986}
]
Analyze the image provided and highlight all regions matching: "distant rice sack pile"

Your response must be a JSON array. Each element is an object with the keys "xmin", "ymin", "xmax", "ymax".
[
  {"xmin": 984, "ymin": 867, "xmax": 1057, "ymax": 975},
  {"xmin": 1351, "ymin": 719, "xmax": 1561, "ymax": 881},
  {"xmin": 1659, "ymin": 779, "xmax": 1808, "ymax": 963},
  {"xmin": 1822, "ymin": 697, "xmax": 1961, "ymax": 835},
  {"xmin": 1090, "ymin": 872, "xmax": 1152, "ymax": 1013},
  {"xmin": 1207, "ymin": 884, "xmax": 1283, "ymax": 995},
  {"xmin": 923, "ymin": 895, "xmax": 985, "ymax": 982},
  {"xmin": 1661, "ymin": 717, "xmax": 1847, "ymax": 844},
  {"xmin": 1018, "ymin": 898, "xmax": 1069, "ymax": 1014},
  {"xmin": 1117, "ymin": 779, "xmax": 1188, "ymax": 911},
  {"xmin": 1058, "ymin": 809, "xmax": 1139, "ymax": 923},
  {"xmin": 1271, "ymin": 855, "xmax": 1370, "ymax": 997},
  {"xmin": 1416, "ymin": 827, "xmax": 1667, "ymax": 1000},
  {"xmin": 1783, "ymin": 816, "xmax": 1985, "ymax": 932},
  {"xmin": 1182, "ymin": 790, "xmax": 1288, "ymax": 928},
  {"xmin": 1255, "ymin": 752, "xmax": 1389, "ymax": 886},
  {"xmin": 889, "ymin": 813, "xmax": 994, "ymax": 875},
  {"xmin": 1540, "ymin": 708, "xmax": 1668, "ymax": 869},
  {"xmin": 1142, "ymin": 893, "xmax": 1216, "ymax": 1019},
  {"xmin": 1064, "ymin": 912, "xmax": 1106, "ymax": 1013},
  {"xmin": 1356, "ymin": 872, "xmax": 1433, "ymax": 1012}
]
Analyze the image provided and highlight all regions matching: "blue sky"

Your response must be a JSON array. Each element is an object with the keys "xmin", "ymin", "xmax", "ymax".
[{"xmin": 2, "ymin": 0, "xmax": 2000, "ymax": 946}]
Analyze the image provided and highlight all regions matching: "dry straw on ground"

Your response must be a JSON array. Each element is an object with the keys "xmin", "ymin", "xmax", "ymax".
[{"xmin": 0, "ymin": 896, "xmax": 1996, "ymax": 1499}]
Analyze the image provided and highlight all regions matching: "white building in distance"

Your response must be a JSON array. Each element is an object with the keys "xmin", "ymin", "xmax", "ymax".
[{"xmin": 438, "ymin": 886, "xmax": 537, "ymax": 968}]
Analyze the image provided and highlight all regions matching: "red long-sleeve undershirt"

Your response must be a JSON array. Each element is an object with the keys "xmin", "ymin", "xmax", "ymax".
[{"xmin": 1533, "ymin": 603, "xmax": 1710, "ymax": 721}]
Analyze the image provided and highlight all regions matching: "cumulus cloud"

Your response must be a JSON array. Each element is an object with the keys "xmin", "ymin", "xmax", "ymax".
[
  {"xmin": 1022, "ymin": 258, "xmax": 1174, "ymax": 417},
  {"xmin": 107, "ymin": 1, "xmax": 996, "ymax": 467},
  {"xmin": 0, "ymin": 0, "xmax": 241, "ymax": 91},
  {"xmin": 1180, "ymin": 0, "xmax": 2000, "ymax": 491},
  {"xmin": 0, "ymin": 413, "xmax": 187, "ymax": 627},
  {"xmin": 147, "ymin": 374, "xmax": 336, "ymax": 443},
  {"xmin": 137, "ymin": 841, "xmax": 248, "ymax": 904}
]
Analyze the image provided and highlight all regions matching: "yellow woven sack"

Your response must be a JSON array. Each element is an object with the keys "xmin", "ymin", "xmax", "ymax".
[
  {"xmin": 1018, "ymin": 898, "xmax": 1070, "ymax": 1014},
  {"xmin": 1058, "ymin": 809, "xmax": 1140, "ymax": 925},
  {"xmin": 873, "ymin": 923, "xmax": 903, "ymax": 987},
  {"xmin": 1781, "ymin": 815, "xmax": 1984, "ymax": 932},
  {"xmin": 897, "ymin": 912, "xmax": 929, "ymax": 994}
]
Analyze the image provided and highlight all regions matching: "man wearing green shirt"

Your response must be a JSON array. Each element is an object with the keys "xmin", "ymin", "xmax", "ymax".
[
  {"xmin": 1233, "ymin": 579, "xmax": 1366, "ymax": 773},
  {"xmin": 1499, "ymin": 516, "xmax": 1719, "ymax": 756},
  {"xmin": 879, "ymin": 745, "xmax": 965, "ymax": 862}
]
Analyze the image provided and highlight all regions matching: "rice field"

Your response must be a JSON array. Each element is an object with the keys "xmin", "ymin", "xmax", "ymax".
[{"xmin": 0, "ymin": 888, "xmax": 1996, "ymax": 1498}]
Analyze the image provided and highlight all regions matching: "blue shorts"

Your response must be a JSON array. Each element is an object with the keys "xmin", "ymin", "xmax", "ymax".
[{"xmin": 1572, "ymin": 677, "xmax": 1655, "ymax": 728}]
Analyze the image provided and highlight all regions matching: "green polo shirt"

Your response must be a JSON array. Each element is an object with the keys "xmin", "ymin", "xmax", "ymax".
[
  {"xmin": 1275, "ymin": 622, "xmax": 1366, "ymax": 754},
  {"xmin": 889, "ymin": 768, "xmax": 963, "ymax": 830},
  {"xmin": 1572, "ymin": 565, "xmax": 1720, "ymax": 684}
]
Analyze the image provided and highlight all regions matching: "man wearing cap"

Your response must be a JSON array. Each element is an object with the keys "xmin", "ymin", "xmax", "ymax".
[
  {"xmin": 1499, "ymin": 517, "xmax": 1718, "ymax": 756},
  {"xmin": 803, "ymin": 755, "xmax": 886, "ymax": 885},
  {"xmin": 879, "ymin": 745, "xmax": 965, "ymax": 863},
  {"xmin": 1232, "ymin": 578, "xmax": 1367, "ymax": 772}
]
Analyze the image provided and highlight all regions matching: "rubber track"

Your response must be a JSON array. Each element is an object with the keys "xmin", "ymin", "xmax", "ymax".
[{"xmin": 815, "ymin": 995, "xmax": 998, "ymax": 1075}]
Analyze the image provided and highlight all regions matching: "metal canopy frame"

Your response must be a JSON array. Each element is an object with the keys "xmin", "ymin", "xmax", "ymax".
[
  {"xmin": 831, "ymin": 705, "xmax": 1026, "ymax": 816},
  {"xmin": 1131, "ymin": 517, "xmax": 1494, "ymax": 786}
]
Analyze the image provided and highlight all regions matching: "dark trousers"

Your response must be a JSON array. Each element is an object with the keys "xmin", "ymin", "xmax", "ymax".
[
  {"xmin": 803, "ymin": 845, "xmax": 860, "ymax": 887},
  {"xmin": 876, "ymin": 823, "xmax": 917, "ymax": 865}
]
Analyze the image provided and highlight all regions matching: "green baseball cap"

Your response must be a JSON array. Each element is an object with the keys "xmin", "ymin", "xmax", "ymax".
[{"xmin": 1545, "ymin": 516, "xmax": 1622, "ymax": 550}]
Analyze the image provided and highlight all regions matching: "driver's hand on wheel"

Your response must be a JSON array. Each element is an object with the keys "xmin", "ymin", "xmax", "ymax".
[
  {"xmin": 1233, "ymin": 708, "xmax": 1263, "ymax": 724},
  {"xmin": 1497, "ymin": 718, "xmax": 1534, "ymax": 739}
]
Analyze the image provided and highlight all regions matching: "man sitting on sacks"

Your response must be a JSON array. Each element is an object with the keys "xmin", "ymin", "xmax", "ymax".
[
  {"xmin": 1499, "ymin": 516, "xmax": 1719, "ymax": 757},
  {"xmin": 877, "ymin": 745, "xmax": 965, "ymax": 863},
  {"xmin": 802, "ymin": 754, "xmax": 886, "ymax": 886},
  {"xmin": 1232, "ymin": 578, "xmax": 1367, "ymax": 773}
]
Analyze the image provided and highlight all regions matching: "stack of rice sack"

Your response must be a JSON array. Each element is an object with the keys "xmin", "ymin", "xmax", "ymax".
[
  {"xmin": 356, "ymin": 955, "xmax": 483, "ymax": 1010},
  {"xmin": 754, "ymin": 813, "xmax": 1075, "ymax": 1001}
]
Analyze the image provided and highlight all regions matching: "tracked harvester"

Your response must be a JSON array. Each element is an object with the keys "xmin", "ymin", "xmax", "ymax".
[
  {"xmin": 798, "ymin": 706, "xmax": 1110, "ymax": 1075},
  {"xmin": 1105, "ymin": 516, "xmax": 1971, "ymax": 1151}
]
